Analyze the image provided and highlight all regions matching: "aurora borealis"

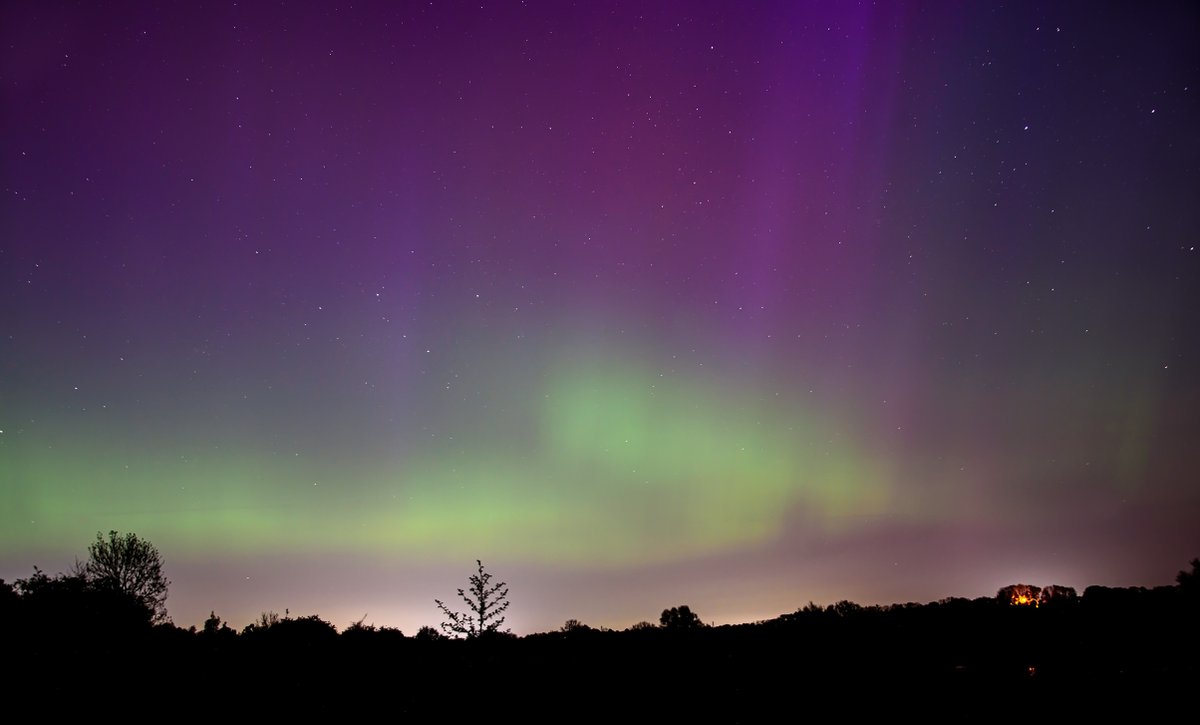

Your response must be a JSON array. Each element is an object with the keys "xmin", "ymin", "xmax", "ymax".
[{"xmin": 2, "ymin": 1, "xmax": 1198, "ymax": 634}]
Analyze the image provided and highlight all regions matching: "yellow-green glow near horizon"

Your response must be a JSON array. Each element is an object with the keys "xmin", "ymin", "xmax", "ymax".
[
  {"xmin": 3, "ymin": 1, "xmax": 1197, "ymax": 634},
  {"xmin": 6, "ymin": 356, "xmax": 892, "ymax": 566}
]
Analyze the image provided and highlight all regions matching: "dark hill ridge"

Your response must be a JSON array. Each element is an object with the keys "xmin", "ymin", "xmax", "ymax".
[{"xmin": 4, "ymin": 569, "xmax": 1196, "ymax": 714}]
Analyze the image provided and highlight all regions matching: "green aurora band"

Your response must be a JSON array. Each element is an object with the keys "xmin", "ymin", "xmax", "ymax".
[{"xmin": 6, "ymin": 351, "xmax": 893, "ymax": 567}]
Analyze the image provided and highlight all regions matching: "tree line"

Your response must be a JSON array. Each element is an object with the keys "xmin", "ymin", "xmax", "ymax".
[{"xmin": 3, "ymin": 531, "xmax": 1196, "ymax": 712}]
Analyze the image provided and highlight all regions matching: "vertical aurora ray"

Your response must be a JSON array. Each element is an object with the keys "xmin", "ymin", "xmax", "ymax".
[{"xmin": 1, "ymin": 0, "xmax": 1197, "ymax": 632}]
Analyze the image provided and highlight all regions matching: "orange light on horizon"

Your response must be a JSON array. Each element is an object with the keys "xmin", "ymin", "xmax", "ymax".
[{"xmin": 1007, "ymin": 584, "xmax": 1041, "ymax": 607}]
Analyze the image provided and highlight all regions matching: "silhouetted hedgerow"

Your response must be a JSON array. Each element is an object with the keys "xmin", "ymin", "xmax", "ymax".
[{"xmin": 5, "ymin": 555, "xmax": 1197, "ymax": 715}]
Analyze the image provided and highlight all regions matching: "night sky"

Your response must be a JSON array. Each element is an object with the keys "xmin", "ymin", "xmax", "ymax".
[{"xmin": 2, "ymin": 1, "xmax": 1198, "ymax": 634}]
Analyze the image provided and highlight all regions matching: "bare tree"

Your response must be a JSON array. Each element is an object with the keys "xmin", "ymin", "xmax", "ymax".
[
  {"xmin": 435, "ymin": 560, "xmax": 510, "ymax": 638},
  {"xmin": 82, "ymin": 530, "xmax": 170, "ymax": 623}
]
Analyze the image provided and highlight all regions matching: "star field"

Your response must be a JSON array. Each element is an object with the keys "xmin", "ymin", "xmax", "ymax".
[{"xmin": 2, "ymin": 1, "xmax": 1198, "ymax": 633}]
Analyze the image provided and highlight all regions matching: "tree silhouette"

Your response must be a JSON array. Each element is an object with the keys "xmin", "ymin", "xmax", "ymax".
[
  {"xmin": 81, "ymin": 530, "xmax": 170, "ymax": 623},
  {"xmin": 660, "ymin": 604, "xmax": 703, "ymax": 629},
  {"xmin": 997, "ymin": 583, "xmax": 1042, "ymax": 607},
  {"xmin": 202, "ymin": 610, "xmax": 228, "ymax": 635},
  {"xmin": 1040, "ymin": 584, "xmax": 1078, "ymax": 606},
  {"xmin": 435, "ymin": 559, "xmax": 511, "ymax": 638},
  {"xmin": 1177, "ymin": 558, "xmax": 1199, "ymax": 591},
  {"xmin": 561, "ymin": 618, "xmax": 591, "ymax": 634}
]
